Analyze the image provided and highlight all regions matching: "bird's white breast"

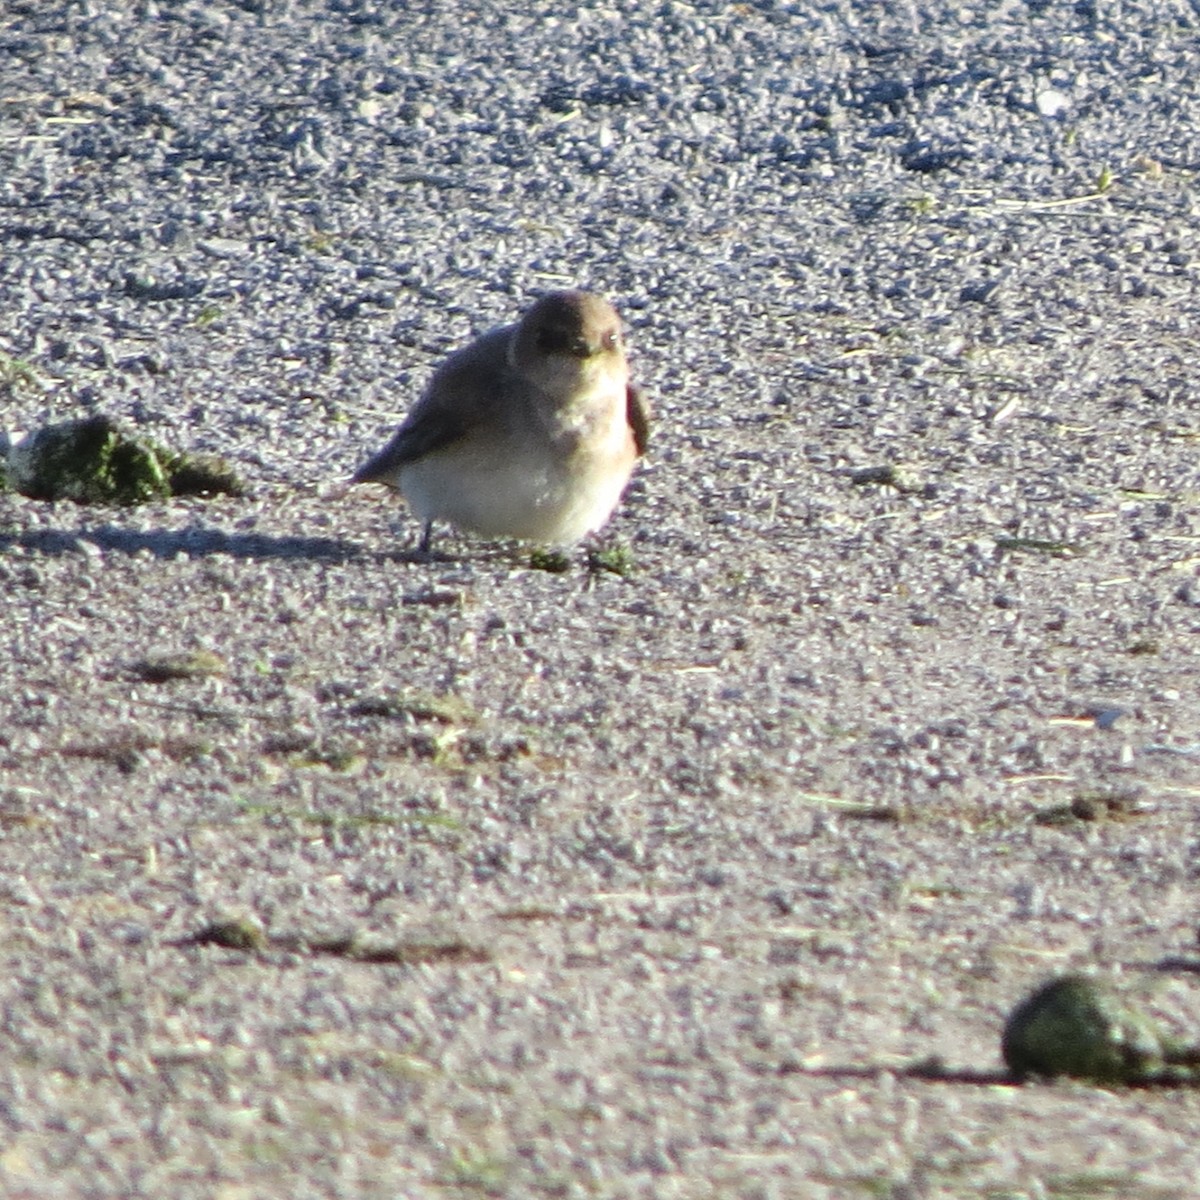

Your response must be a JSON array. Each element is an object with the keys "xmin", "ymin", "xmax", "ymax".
[{"xmin": 400, "ymin": 371, "xmax": 635, "ymax": 545}]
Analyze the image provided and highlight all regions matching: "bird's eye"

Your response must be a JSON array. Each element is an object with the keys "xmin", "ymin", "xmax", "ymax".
[
  {"xmin": 602, "ymin": 330, "xmax": 620, "ymax": 351},
  {"xmin": 536, "ymin": 327, "xmax": 572, "ymax": 353}
]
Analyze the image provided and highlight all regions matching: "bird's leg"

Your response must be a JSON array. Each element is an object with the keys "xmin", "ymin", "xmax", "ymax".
[{"xmin": 418, "ymin": 521, "xmax": 434, "ymax": 555}]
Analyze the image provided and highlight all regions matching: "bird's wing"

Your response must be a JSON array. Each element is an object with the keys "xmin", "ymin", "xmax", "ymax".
[
  {"xmin": 352, "ymin": 327, "xmax": 512, "ymax": 483},
  {"xmin": 627, "ymin": 383, "xmax": 651, "ymax": 456}
]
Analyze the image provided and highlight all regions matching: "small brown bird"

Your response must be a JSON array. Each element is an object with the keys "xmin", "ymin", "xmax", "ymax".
[{"xmin": 352, "ymin": 290, "xmax": 649, "ymax": 552}]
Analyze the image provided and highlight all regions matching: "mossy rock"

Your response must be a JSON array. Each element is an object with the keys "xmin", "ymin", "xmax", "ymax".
[
  {"xmin": 1002, "ymin": 975, "xmax": 1168, "ymax": 1084},
  {"xmin": 2, "ymin": 415, "xmax": 245, "ymax": 504},
  {"xmin": 191, "ymin": 916, "xmax": 268, "ymax": 952},
  {"xmin": 165, "ymin": 451, "xmax": 247, "ymax": 498},
  {"xmin": 132, "ymin": 650, "xmax": 227, "ymax": 683}
]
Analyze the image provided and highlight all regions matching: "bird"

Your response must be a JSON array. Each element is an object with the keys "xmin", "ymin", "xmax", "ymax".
[{"xmin": 351, "ymin": 290, "xmax": 649, "ymax": 554}]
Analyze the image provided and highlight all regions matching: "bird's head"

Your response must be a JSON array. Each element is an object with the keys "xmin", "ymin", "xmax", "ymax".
[{"xmin": 511, "ymin": 290, "xmax": 626, "ymax": 384}]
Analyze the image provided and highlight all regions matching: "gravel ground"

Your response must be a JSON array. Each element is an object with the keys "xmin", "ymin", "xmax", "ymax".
[{"xmin": 3, "ymin": 2, "xmax": 1200, "ymax": 1196}]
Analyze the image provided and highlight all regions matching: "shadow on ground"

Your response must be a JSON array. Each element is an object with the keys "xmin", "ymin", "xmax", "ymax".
[{"xmin": 0, "ymin": 525, "xmax": 362, "ymax": 562}]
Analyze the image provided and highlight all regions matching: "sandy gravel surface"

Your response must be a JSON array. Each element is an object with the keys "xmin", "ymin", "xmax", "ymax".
[{"xmin": 3, "ymin": 2, "xmax": 1200, "ymax": 1196}]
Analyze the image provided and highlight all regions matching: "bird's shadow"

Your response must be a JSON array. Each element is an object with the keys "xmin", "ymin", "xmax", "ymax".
[
  {"xmin": 0, "ymin": 523, "xmax": 544, "ymax": 567},
  {"xmin": 0, "ymin": 521, "xmax": 628, "ymax": 572},
  {"xmin": 0, "ymin": 523, "xmax": 363, "ymax": 563}
]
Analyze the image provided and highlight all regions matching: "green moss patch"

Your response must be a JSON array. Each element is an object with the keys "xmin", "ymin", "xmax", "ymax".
[
  {"xmin": 1002, "ymin": 975, "xmax": 1198, "ymax": 1085},
  {"xmin": 2, "ymin": 415, "xmax": 246, "ymax": 504}
]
